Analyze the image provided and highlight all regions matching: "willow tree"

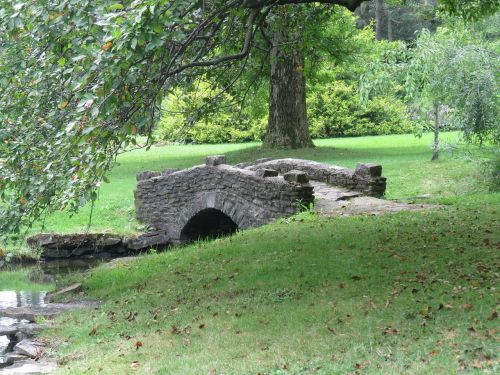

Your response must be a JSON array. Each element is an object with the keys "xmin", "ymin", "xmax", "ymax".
[
  {"xmin": 0, "ymin": 0, "xmax": 497, "ymax": 235},
  {"xmin": 360, "ymin": 17, "xmax": 499, "ymax": 160}
]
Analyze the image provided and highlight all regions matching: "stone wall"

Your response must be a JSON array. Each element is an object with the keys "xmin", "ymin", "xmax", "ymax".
[
  {"xmin": 239, "ymin": 158, "xmax": 386, "ymax": 197},
  {"xmin": 134, "ymin": 156, "xmax": 314, "ymax": 243}
]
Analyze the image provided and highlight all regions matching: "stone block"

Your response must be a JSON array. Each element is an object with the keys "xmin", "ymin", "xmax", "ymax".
[
  {"xmin": 205, "ymin": 155, "xmax": 227, "ymax": 166},
  {"xmin": 136, "ymin": 171, "xmax": 161, "ymax": 181},
  {"xmin": 283, "ymin": 170, "xmax": 309, "ymax": 184},
  {"xmin": 255, "ymin": 168, "xmax": 279, "ymax": 178},
  {"xmin": 355, "ymin": 163, "xmax": 382, "ymax": 177}
]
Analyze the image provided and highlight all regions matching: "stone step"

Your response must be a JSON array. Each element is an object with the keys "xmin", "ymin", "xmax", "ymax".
[
  {"xmin": 1, "ymin": 301, "xmax": 96, "ymax": 322},
  {"xmin": 0, "ymin": 359, "xmax": 57, "ymax": 374}
]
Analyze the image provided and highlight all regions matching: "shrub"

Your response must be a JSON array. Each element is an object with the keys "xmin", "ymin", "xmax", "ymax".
[
  {"xmin": 154, "ymin": 89, "xmax": 266, "ymax": 144},
  {"xmin": 308, "ymin": 81, "xmax": 414, "ymax": 138}
]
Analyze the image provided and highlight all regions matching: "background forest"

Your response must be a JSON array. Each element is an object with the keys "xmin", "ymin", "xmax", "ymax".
[{"xmin": 154, "ymin": 0, "xmax": 497, "ymax": 145}]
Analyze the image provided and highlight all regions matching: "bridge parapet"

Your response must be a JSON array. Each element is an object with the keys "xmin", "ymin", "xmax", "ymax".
[{"xmin": 240, "ymin": 158, "xmax": 386, "ymax": 197}]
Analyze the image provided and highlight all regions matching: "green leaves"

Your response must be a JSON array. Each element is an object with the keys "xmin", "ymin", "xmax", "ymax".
[
  {"xmin": 0, "ymin": 0, "xmax": 253, "ymax": 237},
  {"xmin": 439, "ymin": 0, "xmax": 500, "ymax": 22}
]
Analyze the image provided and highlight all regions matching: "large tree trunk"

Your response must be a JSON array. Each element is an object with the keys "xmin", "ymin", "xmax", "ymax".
[
  {"xmin": 375, "ymin": 0, "xmax": 384, "ymax": 41},
  {"xmin": 263, "ymin": 29, "xmax": 313, "ymax": 149}
]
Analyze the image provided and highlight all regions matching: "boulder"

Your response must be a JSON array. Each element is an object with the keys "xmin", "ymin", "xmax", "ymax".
[
  {"xmin": 3, "ymin": 353, "xmax": 30, "ymax": 364},
  {"xmin": 14, "ymin": 339, "xmax": 44, "ymax": 359}
]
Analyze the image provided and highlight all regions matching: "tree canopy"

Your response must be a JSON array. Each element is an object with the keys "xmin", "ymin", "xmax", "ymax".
[{"xmin": 0, "ymin": 0, "xmax": 498, "ymax": 237}]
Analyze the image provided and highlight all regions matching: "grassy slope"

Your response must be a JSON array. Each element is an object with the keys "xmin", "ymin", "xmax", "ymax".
[
  {"xmin": 38, "ymin": 133, "xmax": 499, "ymax": 374},
  {"xmin": 51, "ymin": 196, "xmax": 499, "ymax": 374}
]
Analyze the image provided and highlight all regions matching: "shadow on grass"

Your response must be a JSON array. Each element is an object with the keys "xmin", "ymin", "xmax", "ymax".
[{"xmin": 222, "ymin": 145, "xmax": 432, "ymax": 167}]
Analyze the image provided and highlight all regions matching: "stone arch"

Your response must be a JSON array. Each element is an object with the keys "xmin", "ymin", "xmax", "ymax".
[
  {"xmin": 180, "ymin": 208, "xmax": 239, "ymax": 242},
  {"xmin": 172, "ymin": 191, "xmax": 247, "ymax": 242}
]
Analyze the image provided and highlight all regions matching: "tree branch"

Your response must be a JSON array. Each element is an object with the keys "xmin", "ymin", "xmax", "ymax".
[
  {"xmin": 242, "ymin": 0, "xmax": 367, "ymax": 11},
  {"xmin": 168, "ymin": 8, "xmax": 260, "ymax": 75}
]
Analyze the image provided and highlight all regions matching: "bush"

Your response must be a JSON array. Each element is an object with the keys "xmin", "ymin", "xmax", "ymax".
[
  {"xmin": 308, "ymin": 81, "xmax": 414, "ymax": 138},
  {"xmin": 154, "ymin": 88, "xmax": 266, "ymax": 144},
  {"xmin": 156, "ymin": 112, "xmax": 265, "ymax": 144}
]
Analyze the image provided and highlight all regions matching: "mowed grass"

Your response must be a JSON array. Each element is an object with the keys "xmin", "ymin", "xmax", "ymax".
[
  {"xmin": 29, "ymin": 132, "xmax": 488, "ymax": 237},
  {"xmin": 34, "ymin": 132, "xmax": 499, "ymax": 374},
  {"xmin": 49, "ymin": 194, "xmax": 499, "ymax": 374}
]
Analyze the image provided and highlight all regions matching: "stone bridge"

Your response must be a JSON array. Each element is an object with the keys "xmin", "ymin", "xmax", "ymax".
[{"xmin": 133, "ymin": 155, "xmax": 386, "ymax": 248}]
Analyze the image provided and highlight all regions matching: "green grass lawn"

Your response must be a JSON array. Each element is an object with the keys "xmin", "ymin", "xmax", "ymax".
[
  {"xmin": 49, "ymin": 195, "xmax": 498, "ymax": 374},
  {"xmin": 30, "ymin": 132, "xmax": 489, "ymax": 237},
  {"xmin": 27, "ymin": 132, "xmax": 498, "ymax": 374}
]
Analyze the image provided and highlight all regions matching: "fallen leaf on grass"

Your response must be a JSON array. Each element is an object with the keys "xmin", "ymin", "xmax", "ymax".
[
  {"xmin": 445, "ymin": 330, "xmax": 458, "ymax": 340},
  {"xmin": 89, "ymin": 326, "xmax": 97, "ymax": 336},
  {"xmin": 107, "ymin": 311, "xmax": 117, "ymax": 322},
  {"xmin": 471, "ymin": 361, "xmax": 483, "ymax": 369},
  {"xmin": 461, "ymin": 304, "xmax": 473, "ymax": 310},
  {"xmin": 135, "ymin": 341, "xmax": 142, "ymax": 350},
  {"xmin": 130, "ymin": 361, "xmax": 140, "ymax": 370},
  {"xmin": 392, "ymin": 253, "xmax": 407, "ymax": 261},
  {"xmin": 438, "ymin": 303, "xmax": 454, "ymax": 310},
  {"xmin": 488, "ymin": 310, "xmax": 498, "ymax": 320},
  {"xmin": 429, "ymin": 350, "xmax": 439, "ymax": 356},
  {"xmin": 383, "ymin": 327, "xmax": 399, "ymax": 335},
  {"xmin": 355, "ymin": 362, "xmax": 369, "ymax": 370},
  {"xmin": 126, "ymin": 311, "xmax": 138, "ymax": 321}
]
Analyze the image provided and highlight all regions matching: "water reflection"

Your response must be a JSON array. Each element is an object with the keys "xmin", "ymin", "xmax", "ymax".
[
  {"xmin": 0, "ymin": 257, "xmax": 109, "ymax": 362},
  {"xmin": 0, "ymin": 289, "xmax": 48, "ymax": 358},
  {"xmin": 0, "ymin": 291, "xmax": 47, "ymax": 310}
]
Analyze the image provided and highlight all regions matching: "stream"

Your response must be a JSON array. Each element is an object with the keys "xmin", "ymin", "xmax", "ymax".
[
  {"xmin": 0, "ymin": 258, "xmax": 104, "ymax": 369},
  {"xmin": 0, "ymin": 291, "xmax": 47, "ymax": 365}
]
